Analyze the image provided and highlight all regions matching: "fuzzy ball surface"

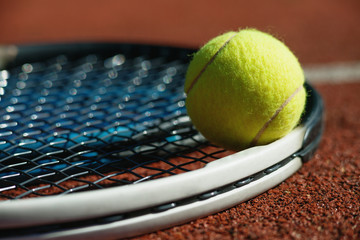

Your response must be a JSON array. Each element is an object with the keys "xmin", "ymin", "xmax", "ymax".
[{"xmin": 184, "ymin": 29, "xmax": 306, "ymax": 151}]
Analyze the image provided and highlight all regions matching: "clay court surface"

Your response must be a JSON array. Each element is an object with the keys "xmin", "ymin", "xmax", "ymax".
[{"xmin": 0, "ymin": 0, "xmax": 359, "ymax": 239}]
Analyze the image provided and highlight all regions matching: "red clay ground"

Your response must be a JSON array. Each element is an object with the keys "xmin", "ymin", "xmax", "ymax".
[{"xmin": 0, "ymin": 0, "xmax": 359, "ymax": 239}]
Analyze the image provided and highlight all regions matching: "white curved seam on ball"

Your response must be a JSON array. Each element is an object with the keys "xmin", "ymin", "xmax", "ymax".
[
  {"xmin": 186, "ymin": 33, "xmax": 238, "ymax": 95},
  {"xmin": 249, "ymin": 84, "xmax": 304, "ymax": 147}
]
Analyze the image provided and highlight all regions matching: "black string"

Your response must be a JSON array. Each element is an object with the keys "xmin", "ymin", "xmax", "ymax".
[{"xmin": 0, "ymin": 47, "xmax": 220, "ymax": 200}]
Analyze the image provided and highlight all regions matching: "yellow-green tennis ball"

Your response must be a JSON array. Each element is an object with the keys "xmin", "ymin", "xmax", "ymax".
[{"xmin": 184, "ymin": 29, "xmax": 306, "ymax": 151}]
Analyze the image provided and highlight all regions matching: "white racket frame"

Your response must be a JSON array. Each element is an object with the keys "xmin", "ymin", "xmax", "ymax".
[{"xmin": 0, "ymin": 125, "xmax": 306, "ymax": 240}]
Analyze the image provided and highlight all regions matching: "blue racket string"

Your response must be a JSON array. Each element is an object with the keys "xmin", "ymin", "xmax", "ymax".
[{"xmin": 0, "ymin": 47, "xmax": 215, "ymax": 199}]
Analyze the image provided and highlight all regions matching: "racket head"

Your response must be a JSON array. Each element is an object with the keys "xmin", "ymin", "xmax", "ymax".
[{"xmin": 0, "ymin": 43, "xmax": 324, "ymax": 239}]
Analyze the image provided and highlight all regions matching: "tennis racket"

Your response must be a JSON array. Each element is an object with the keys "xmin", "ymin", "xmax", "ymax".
[{"xmin": 0, "ymin": 43, "xmax": 324, "ymax": 240}]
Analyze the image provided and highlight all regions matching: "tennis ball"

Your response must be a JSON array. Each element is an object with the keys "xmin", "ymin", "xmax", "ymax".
[{"xmin": 184, "ymin": 29, "xmax": 306, "ymax": 151}]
